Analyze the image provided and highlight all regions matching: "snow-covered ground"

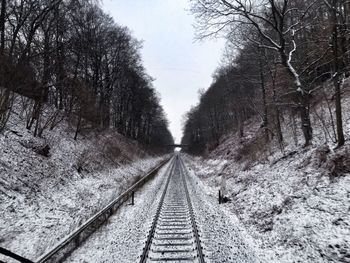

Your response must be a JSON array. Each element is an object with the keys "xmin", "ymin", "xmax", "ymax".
[
  {"xmin": 65, "ymin": 159, "xmax": 173, "ymax": 263},
  {"xmin": 0, "ymin": 102, "xmax": 167, "ymax": 262},
  {"xmin": 66, "ymin": 155, "xmax": 266, "ymax": 263},
  {"xmin": 182, "ymin": 87, "xmax": 350, "ymax": 262},
  {"xmin": 184, "ymin": 159, "xmax": 263, "ymax": 263},
  {"xmin": 184, "ymin": 149, "xmax": 350, "ymax": 262}
]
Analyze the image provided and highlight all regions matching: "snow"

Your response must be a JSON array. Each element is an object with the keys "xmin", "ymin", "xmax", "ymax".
[
  {"xmin": 183, "ymin": 159, "xmax": 263, "ymax": 262},
  {"xmin": 65, "ymin": 160, "xmax": 172, "ymax": 262},
  {"xmin": 181, "ymin": 82, "xmax": 350, "ymax": 262},
  {"xmin": 66, "ymin": 156, "xmax": 266, "ymax": 263},
  {"xmin": 0, "ymin": 100, "xmax": 167, "ymax": 262},
  {"xmin": 184, "ymin": 146, "xmax": 350, "ymax": 262}
]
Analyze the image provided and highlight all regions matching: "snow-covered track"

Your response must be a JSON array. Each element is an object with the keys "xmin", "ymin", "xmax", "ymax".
[
  {"xmin": 34, "ymin": 158, "xmax": 171, "ymax": 263},
  {"xmin": 140, "ymin": 155, "xmax": 205, "ymax": 263}
]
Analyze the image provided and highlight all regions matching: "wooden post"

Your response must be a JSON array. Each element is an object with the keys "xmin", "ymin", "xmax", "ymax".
[
  {"xmin": 131, "ymin": 191, "xmax": 134, "ymax": 205},
  {"xmin": 218, "ymin": 190, "xmax": 221, "ymax": 204}
]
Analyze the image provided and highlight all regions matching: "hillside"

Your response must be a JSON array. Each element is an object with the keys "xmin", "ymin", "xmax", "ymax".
[
  {"xmin": 0, "ymin": 101, "xmax": 167, "ymax": 261},
  {"xmin": 183, "ymin": 84, "xmax": 350, "ymax": 262}
]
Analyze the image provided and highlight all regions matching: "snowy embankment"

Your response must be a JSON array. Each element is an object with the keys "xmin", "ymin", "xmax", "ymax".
[
  {"xmin": 0, "ymin": 106, "xmax": 167, "ymax": 261},
  {"xmin": 183, "ymin": 88, "xmax": 350, "ymax": 262},
  {"xmin": 184, "ymin": 159, "xmax": 263, "ymax": 263},
  {"xmin": 66, "ymin": 159, "xmax": 172, "ymax": 263}
]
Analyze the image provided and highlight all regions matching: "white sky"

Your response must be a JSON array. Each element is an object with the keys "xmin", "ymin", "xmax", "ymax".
[{"xmin": 102, "ymin": 0, "xmax": 224, "ymax": 143}]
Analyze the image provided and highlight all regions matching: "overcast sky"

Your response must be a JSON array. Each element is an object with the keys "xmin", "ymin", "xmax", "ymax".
[{"xmin": 102, "ymin": 0, "xmax": 225, "ymax": 143}]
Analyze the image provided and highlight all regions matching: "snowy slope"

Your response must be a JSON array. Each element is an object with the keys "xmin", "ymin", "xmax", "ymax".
[
  {"xmin": 0, "ymin": 103, "xmax": 167, "ymax": 261},
  {"xmin": 183, "ymin": 84, "xmax": 350, "ymax": 262},
  {"xmin": 65, "ymin": 159, "xmax": 173, "ymax": 263}
]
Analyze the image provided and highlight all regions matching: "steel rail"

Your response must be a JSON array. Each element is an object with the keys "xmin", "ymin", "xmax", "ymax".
[
  {"xmin": 139, "ymin": 159, "xmax": 176, "ymax": 263},
  {"xmin": 179, "ymin": 156, "xmax": 205, "ymax": 262},
  {"xmin": 35, "ymin": 157, "xmax": 172, "ymax": 263}
]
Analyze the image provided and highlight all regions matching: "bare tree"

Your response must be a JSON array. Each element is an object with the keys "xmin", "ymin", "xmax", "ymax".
[
  {"xmin": 323, "ymin": 0, "xmax": 347, "ymax": 147},
  {"xmin": 0, "ymin": 0, "xmax": 174, "ymax": 150},
  {"xmin": 190, "ymin": 0, "xmax": 319, "ymax": 146}
]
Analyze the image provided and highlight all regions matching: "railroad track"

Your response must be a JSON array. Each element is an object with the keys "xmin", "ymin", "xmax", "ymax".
[{"xmin": 140, "ymin": 155, "xmax": 205, "ymax": 263}]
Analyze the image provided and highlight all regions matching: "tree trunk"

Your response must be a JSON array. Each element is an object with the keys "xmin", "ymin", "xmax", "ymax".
[
  {"xmin": 299, "ymin": 93, "xmax": 312, "ymax": 147},
  {"xmin": 281, "ymin": 50, "xmax": 313, "ymax": 147},
  {"xmin": 0, "ymin": 0, "xmax": 6, "ymax": 54},
  {"xmin": 74, "ymin": 114, "xmax": 81, "ymax": 140},
  {"xmin": 265, "ymin": 52, "xmax": 283, "ymax": 145},
  {"xmin": 237, "ymin": 109, "xmax": 244, "ymax": 138},
  {"xmin": 31, "ymin": 29, "xmax": 51, "ymax": 137},
  {"xmin": 331, "ymin": 0, "xmax": 345, "ymax": 147},
  {"xmin": 258, "ymin": 49, "xmax": 269, "ymax": 142},
  {"xmin": 291, "ymin": 109, "xmax": 298, "ymax": 146},
  {"xmin": 55, "ymin": 5, "xmax": 65, "ymax": 110},
  {"xmin": 0, "ymin": 88, "xmax": 12, "ymax": 131},
  {"xmin": 334, "ymin": 77, "xmax": 344, "ymax": 147},
  {"xmin": 272, "ymin": 82, "xmax": 283, "ymax": 145}
]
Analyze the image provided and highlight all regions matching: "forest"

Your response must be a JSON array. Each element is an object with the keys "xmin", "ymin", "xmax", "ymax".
[
  {"xmin": 182, "ymin": 0, "xmax": 350, "ymax": 154},
  {"xmin": 0, "ymin": 0, "xmax": 173, "ymax": 152}
]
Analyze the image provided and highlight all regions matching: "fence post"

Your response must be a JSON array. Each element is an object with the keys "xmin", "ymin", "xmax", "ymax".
[
  {"xmin": 131, "ymin": 191, "xmax": 134, "ymax": 205},
  {"xmin": 218, "ymin": 190, "xmax": 221, "ymax": 204}
]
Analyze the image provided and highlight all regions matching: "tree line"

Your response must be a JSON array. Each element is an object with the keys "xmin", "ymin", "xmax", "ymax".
[
  {"xmin": 0, "ymin": 0, "xmax": 173, "ymax": 152},
  {"xmin": 182, "ymin": 0, "xmax": 349, "ymax": 154}
]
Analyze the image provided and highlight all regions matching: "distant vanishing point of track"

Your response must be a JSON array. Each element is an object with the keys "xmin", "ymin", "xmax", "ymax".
[{"xmin": 140, "ymin": 156, "xmax": 205, "ymax": 263}]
